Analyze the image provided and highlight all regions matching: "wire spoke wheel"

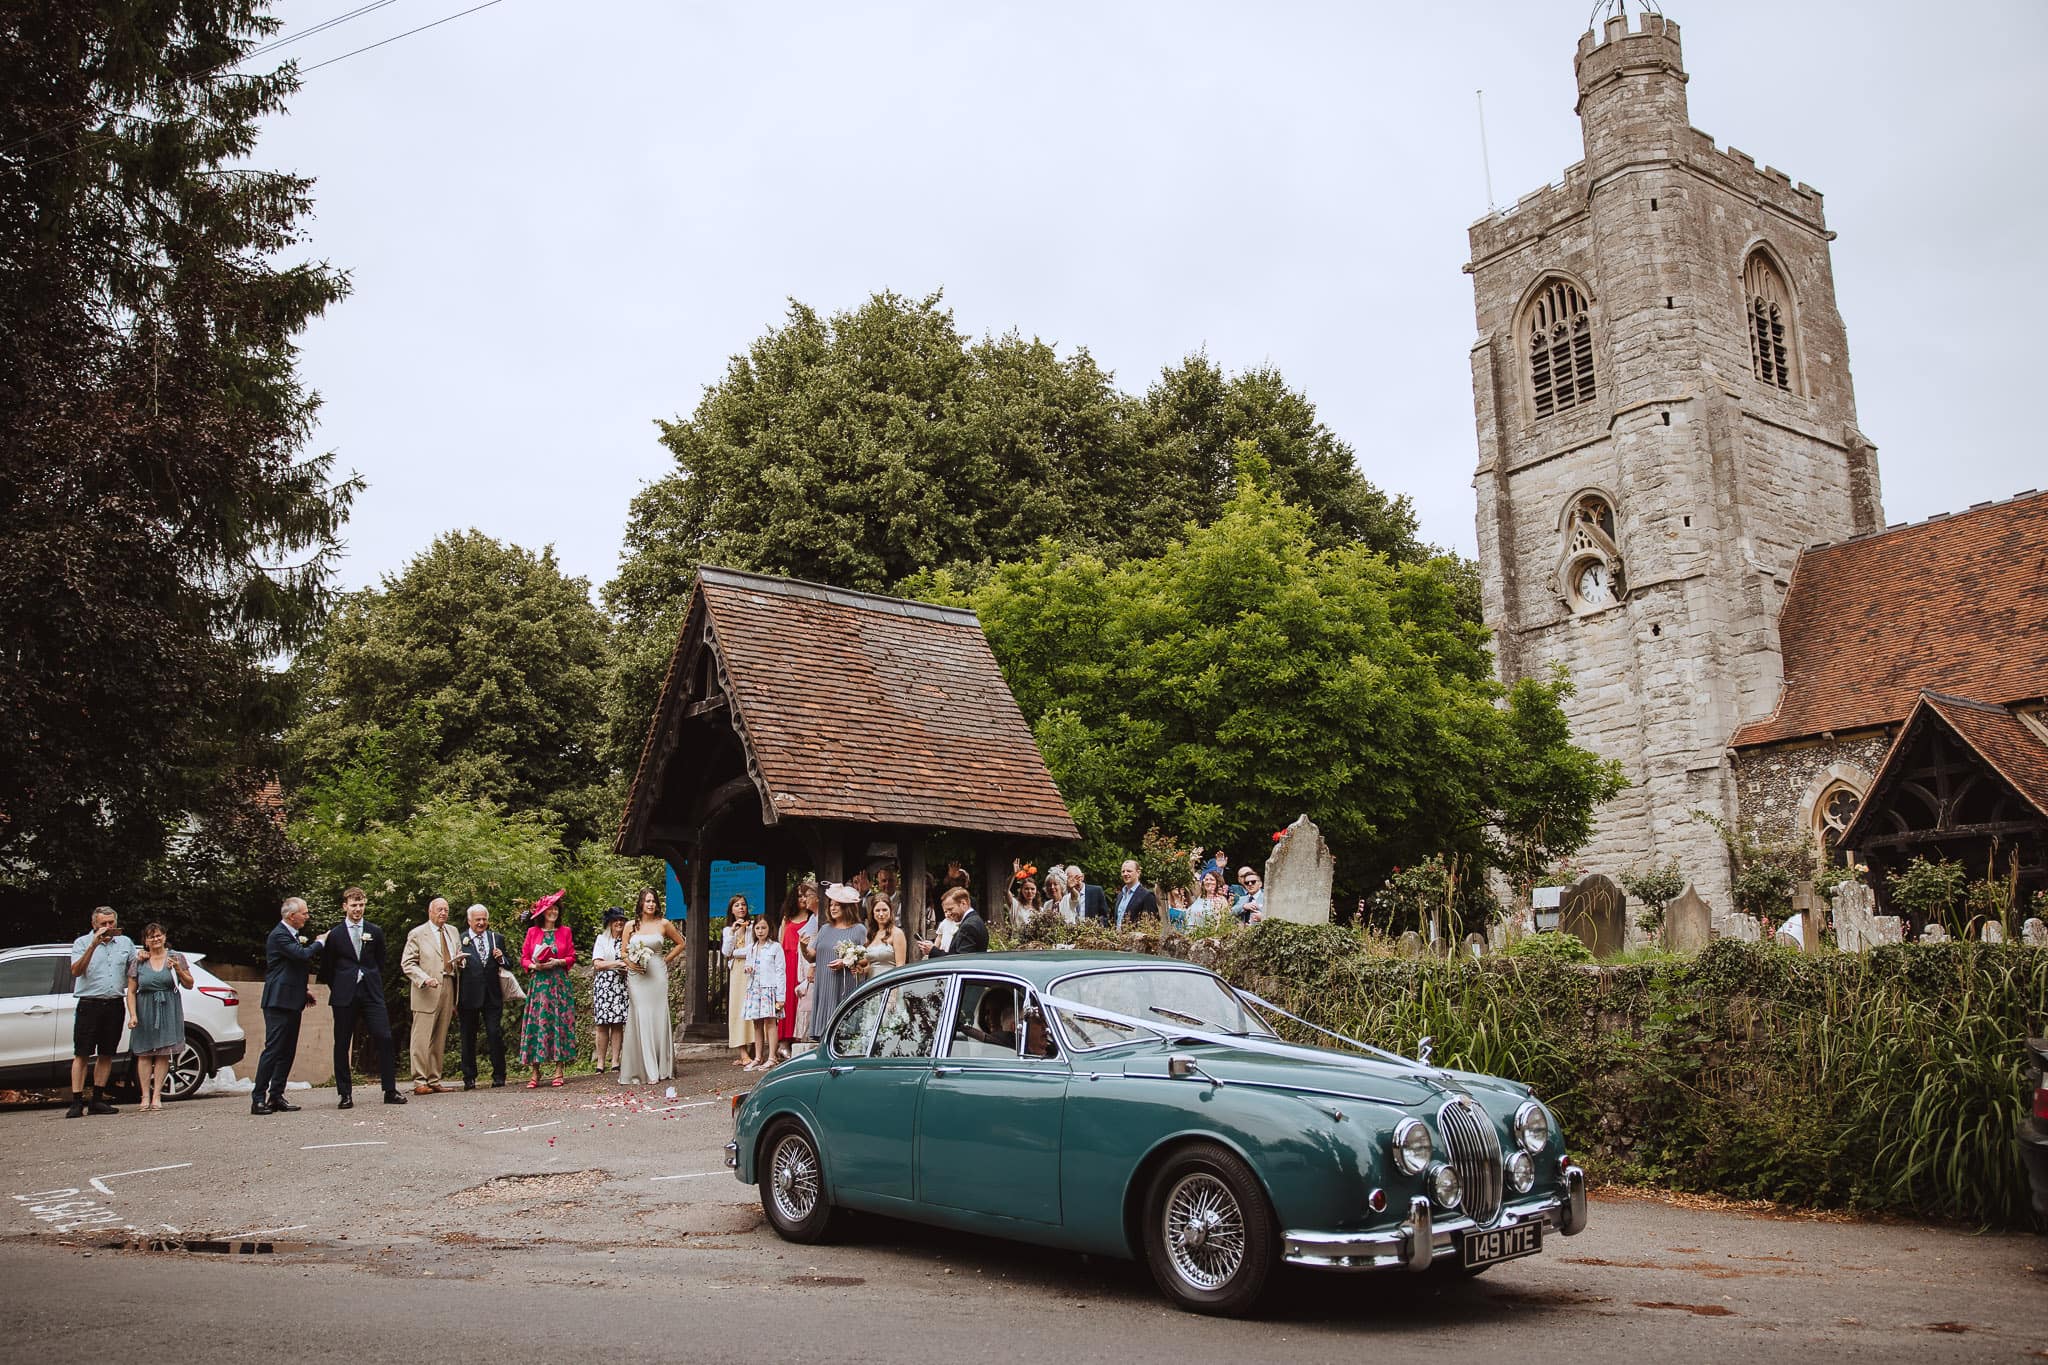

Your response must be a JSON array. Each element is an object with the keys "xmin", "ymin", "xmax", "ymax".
[
  {"xmin": 1162, "ymin": 1172, "xmax": 1247, "ymax": 1291},
  {"xmin": 769, "ymin": 1133, "xmax": 820, "ymax": 1225}
]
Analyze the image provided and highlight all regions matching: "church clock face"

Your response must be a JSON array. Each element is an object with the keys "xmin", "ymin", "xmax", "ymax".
[{"xmin": 1574, "ymin": 559, "xmax": 1613, "ymax": 606}]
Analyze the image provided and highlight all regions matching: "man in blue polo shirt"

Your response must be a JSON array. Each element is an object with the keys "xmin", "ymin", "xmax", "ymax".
[{"xmin": 68, "ymin": 906, "xmax": 135, "ymax": 1118}]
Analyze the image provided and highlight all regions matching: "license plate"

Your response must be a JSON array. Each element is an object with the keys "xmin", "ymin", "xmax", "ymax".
[{"xmin": 1459, "ymin": 1222, "xmax": 1541, "ymax": 1268}]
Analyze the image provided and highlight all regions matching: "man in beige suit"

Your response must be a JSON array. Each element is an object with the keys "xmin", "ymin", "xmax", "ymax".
[{"xmin": 400, "ymin": 897, "xmax": 464, "ymax": 1093}]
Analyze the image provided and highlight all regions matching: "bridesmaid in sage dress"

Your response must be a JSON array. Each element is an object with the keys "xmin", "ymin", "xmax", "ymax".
[{"xmin": 806, "ymin": 885, "xmax": 867, "ymax": 1042}]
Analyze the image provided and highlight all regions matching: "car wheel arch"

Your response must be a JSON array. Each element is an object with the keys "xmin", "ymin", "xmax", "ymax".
[{"xmin": 1120, "ymin": 1129, "xmax": 1279, "ymax": 1260}]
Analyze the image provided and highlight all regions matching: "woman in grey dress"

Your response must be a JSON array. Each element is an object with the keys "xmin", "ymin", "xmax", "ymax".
[
  {"xmin": 804, "ymin": 885, "xmax": 867, "ymax": 1042},
  {"xmin": 124, "ymin": 923, "xmax": 192, "ymax": 1110}
]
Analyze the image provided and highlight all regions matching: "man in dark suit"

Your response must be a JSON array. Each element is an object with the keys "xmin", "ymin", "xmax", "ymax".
[
  {"xmin": 455, "ymin": 903, "xmax": 507, "ymax": 1089},
  {"xmin": 324, "ymin": 886, "xmax": 405, "ymax": 1109},
  {"xmin": 920, "ymin": 888, "xmax": 989, "ymax": 956},
  {"xmin": 1113, "ymin": 859, "xmax": 1160, "ymax": 928},
  {"xmin": 253, "ymin": 897, "xmax": 325, "ymax": 1116},
  {"xmin": 1066, "ymin": 865, "xmax": 1111, "ymax": 924}
]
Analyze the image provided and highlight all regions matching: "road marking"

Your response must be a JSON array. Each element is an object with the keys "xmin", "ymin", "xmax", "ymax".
[
  {"xmin": 649, "ymin": 1171, "xmax": 720, "ymax": 1182},
  {"xmin": 89, "ymin": 1163, "xmax": 192, "ymax": 1196},
  {"xmin": 223, "ymin": 1223, "xmax": 307, "ymax": 1240},
  {"xmin": 301, "ymin": 1141, "xmax": 389, "ymax": 1150},
  {"xmin": 651, "ymin": 1101, "xmax": 716, "ymax": 1112},
  {"xmin": 477, "ymin": 1120, "xmax": 560, "ymax": 1135}
]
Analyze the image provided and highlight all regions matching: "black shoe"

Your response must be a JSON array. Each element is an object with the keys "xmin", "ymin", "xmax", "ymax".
[
  {"xmin": 65, "ymin": 1099, "xmax": 86, "ymax": 1119},
  {"xmin": 383, "ymin": 1091, "xmax": 407, "ymax": 1105},
  {"xmin": 269, "ymin": 1097, "xmax": 301, "ymax": 1113},
  {"xmin": 462, "ymin": 1080, "xmax": 476, "ymax": 1091},
  {"xmin": 337, "ymin": 1096, "xmax": 354, "ymax": 1110},
  {"xmin": 87, "ymin": 1097, "xmax": 118, "ymax": 1116},
  {"xmin": 491, "ymin": 1078, "xmax": 505, "ymax": 1087},
  {"xmin": 251, "ymin": 1102, "xmax": 274, "ymax": 1116}
]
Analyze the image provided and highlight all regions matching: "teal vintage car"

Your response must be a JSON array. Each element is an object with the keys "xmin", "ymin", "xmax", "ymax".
[{"xmin": 724, "ymin": 951, "xmax": 1587, "ymax": 1315}]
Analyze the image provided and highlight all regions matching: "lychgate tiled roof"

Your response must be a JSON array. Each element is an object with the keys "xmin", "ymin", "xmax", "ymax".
[
  {"xmin": 621, "ymin": 567, "xmax": 1078, "ymax": 844},
  {"xmin": 1730, "ymin": 490, "xmax": 2048, "ymax": 748},
  {"xmin": 1922, "ymin": 694, "xmax": 2048, "ymax": 819}
]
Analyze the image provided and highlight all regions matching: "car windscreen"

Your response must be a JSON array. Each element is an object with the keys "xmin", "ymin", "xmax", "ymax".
[{"xmin": 1050, "ymin": 969, "xmax": 1275, "ymax": 1048}]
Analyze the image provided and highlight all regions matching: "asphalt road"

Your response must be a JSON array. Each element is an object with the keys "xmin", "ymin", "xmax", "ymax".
[{"xmin": 2, "ymin": 1064, "xmax": 2043, "ymax": 1363}]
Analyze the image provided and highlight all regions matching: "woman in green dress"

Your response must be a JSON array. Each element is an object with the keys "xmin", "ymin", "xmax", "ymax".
[
  {"xmin": 519, "ymin": 891, "xmax": 577, "ymax": 1087},
  {"xmin": 124, "ymin": 922, "xmax": 192, "ymax": 1110}
]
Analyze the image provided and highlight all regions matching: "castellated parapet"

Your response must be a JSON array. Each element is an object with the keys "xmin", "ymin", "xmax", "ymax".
[{"xmin": 1465, "ymin": 10, "xmax": 1883, "ymax": 922}]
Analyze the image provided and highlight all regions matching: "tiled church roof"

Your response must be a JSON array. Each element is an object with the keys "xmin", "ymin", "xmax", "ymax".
[
  {"xmin": 1730, "ymin": 490, "xmax": 2048, "ymax": 747},
  {"xmin": 619, "ymin": 567, "xmax": 1078, "ymax": 845}
]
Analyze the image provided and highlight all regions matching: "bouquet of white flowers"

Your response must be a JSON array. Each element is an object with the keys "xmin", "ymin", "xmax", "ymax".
[
  {"xmin": 623, "ymin": 939, "xmax": 657, "ymax": 971},
  {"xmin": 834, "ymin": 939, "xmax": 864, "ymax": 970}
]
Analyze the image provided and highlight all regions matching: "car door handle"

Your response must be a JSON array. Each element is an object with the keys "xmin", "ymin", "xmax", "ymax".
[
  {"xmin": 933, "ymin": 1066, "xmax": 960, "ymax": 1077},
  {"xmin": 24, "ymin": 1006, "xmax": 54, "ymax": 1015},
  {"xmin": 828, "ymin": 1065, "xmax": 852, "ymax": 1077}
]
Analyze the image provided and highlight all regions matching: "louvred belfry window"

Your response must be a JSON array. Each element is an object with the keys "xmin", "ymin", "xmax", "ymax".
[
  {"xmin": 1744, "ymin": 252, "xmax": 1798, "ymax": 392},
  {"xmin": 1526, "ymin": 279, "xmax": 1597, "ymax": 420}
]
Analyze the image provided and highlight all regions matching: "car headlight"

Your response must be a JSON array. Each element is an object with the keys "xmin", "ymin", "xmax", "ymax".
[
  {"xmin": 1392, "ymin": 1117, "xmax": 1432, "ymax": 1175},
  {"xmin": 1514, "ymin": 1100, "xmax": 1551, "ymax": 1155},
  {"xmin": 1429, "ymin": 1162, "xmax": 1462, "ymax": 1209},
  {"xmin": 1506, "ymin": 1149, "xmax": 1535, "ymax": 1194}
]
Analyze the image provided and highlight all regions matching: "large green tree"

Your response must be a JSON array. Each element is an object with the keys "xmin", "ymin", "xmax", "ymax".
[
  {"xmin": 955, "ymin": 462, "xmax": 1623, "ymax": 897},
  {"xmin": 605, "ymin": 290, "xmax": 1420, "ymax": 767},
  {"xmin": 287, "ymin": 532, "xmax": 612, "ymax": 845},
  {"xmin": 1, "ymin": 2, "xmax": 353, "ymax": 902}
]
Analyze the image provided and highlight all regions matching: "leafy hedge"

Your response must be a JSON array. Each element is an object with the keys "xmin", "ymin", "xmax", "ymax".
[{"xmin": 1011, "ymin": 918, "xmax": 2047, "ymax": 1227}]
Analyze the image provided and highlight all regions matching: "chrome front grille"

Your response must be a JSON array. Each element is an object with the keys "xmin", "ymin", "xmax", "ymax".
[{"xmin": 1438, "ymin": 1097, "xmax": 1504, "ymax": 1225}]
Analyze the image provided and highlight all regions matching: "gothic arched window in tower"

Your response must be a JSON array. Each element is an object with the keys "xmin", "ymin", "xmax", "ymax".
[
  {"xmin": 1743, "ymin": 250, "xmax": 1800, "ymax": 393},
  {"xmin": 1813, "ymin": 782, "xmax": 1862, "ymax": 864},
  {"xmin": 1559, "ymin": 491, "xmax": 1625, "ymax": 614},
  {"xmin": 1524, "ymin": 278, "xmax": 1598, "ymax": 420}
]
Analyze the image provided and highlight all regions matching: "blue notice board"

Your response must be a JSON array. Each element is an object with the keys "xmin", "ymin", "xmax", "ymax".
[{"xmin": 664, "ymin": 860, "xmax": 766, "ymax": 922}]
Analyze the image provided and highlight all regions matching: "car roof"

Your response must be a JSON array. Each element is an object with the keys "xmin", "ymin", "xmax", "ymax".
[{"xmin": 874, "ymin": 949, "xmax": 1211, "ymax": 990}]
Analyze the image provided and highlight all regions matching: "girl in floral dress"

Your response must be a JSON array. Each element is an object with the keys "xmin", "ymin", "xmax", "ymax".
[
  {"xmin": 739, "ymin": 917, "xmax": 784, "ymax": 1072},
  {"xmin": 520, "ymin": 891, "xmax": 577, "ymax": 1086}
]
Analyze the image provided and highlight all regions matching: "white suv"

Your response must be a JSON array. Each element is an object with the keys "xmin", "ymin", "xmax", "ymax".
[{"xmin": 0, "ymin": 944, "xmax": 249, "ymax": 1101}]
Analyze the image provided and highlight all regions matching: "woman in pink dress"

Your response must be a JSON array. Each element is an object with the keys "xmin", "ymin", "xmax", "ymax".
[{"xmin": 778, "ymin": 881, "xmax": 818, "ymax": 1056}]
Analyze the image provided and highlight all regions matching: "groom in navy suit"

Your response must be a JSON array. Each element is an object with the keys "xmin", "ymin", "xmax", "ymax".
[
  {"xmin": 253, "ymin": 897, "xmax": 325, "ymax": 1116},
  {"xmin": 323, "ymin": 886, "xmax": 405, "ymax": 1108}
]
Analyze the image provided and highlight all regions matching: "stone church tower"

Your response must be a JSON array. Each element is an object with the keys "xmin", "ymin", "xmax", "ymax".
[{"xmin": 1465, "ymin": 7, "xmax": 1883, "ymax": 914}]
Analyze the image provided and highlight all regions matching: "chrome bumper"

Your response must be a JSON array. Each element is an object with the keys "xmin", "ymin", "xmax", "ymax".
[
  {"xmin": 1283, "ymin": 1165, "xmax": 1587, "ymax": 1271},
  {"xmin": 723, "ymin": 1140, "xmax": 739, "ymax": 1170}
]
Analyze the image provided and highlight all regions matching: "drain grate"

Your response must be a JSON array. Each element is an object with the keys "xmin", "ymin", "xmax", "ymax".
[{"xmin": 99, "ymin": 1233, "xmax": 313, "ymax": 1256}]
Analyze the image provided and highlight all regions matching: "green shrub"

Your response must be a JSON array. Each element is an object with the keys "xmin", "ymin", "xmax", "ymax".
[
  {"xmin": 1500, "ymin": 931, "xmax": 1595, "ymax": 964},
  {"xmin": 1018, "ymin": 918, "xmax": 2047, "ymax": 1227}
]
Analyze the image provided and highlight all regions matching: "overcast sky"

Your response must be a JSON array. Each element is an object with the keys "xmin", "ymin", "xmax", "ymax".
[{"xmin": 256, "ymin": 0, "xmax": 2048, "ymax": 598}]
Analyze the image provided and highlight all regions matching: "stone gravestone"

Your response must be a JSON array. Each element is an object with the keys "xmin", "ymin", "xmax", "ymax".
[
  {"xmin": 1559, "ymin": 873, "xmax": 1627, "ymax": 959},
  {"xmin": 1981, "ymin": 922, "xmax": 2005, "ymax": 944},
  {"xmin": 1832, "ymin": 881, "xmax": 1903, "ymax": 952},
  {"xmin": 1463, "ymin": 932, "xmax": 1487, "ymax": 959},
  {"xmin": 1720, "ymin": 913, "xmax": 1762, "ymax": 943},
  {"xmin": 2024, "ymin": 917, "xmax": 2048, "ymax": 946},
  {"xmin": 1918, "ymin": 923, "xmax": 1949, "ymax": 944},
  {"xmin": 1261, "ymin": 814, "xmax": 1335, "ymax": 925},
  {"xmin": 1396, "ymin": 930, "xmax": 1424, "ymax": 958},
  {"xmin": 1662, "ymin": 883, "xmax": 1712, "ymax": 954}
]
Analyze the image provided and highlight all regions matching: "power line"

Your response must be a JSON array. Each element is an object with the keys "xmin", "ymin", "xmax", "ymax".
[
  {"xmin": 4, "ymin": 0, "xmax": 513, "ymax": 170},
  {"xmin": 299, "ymin": 0, "xmax": 510, "ymax": 74},
  {"xmin": 238, "ymin": 2, "xmax": 405, "ymax": 65}
]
